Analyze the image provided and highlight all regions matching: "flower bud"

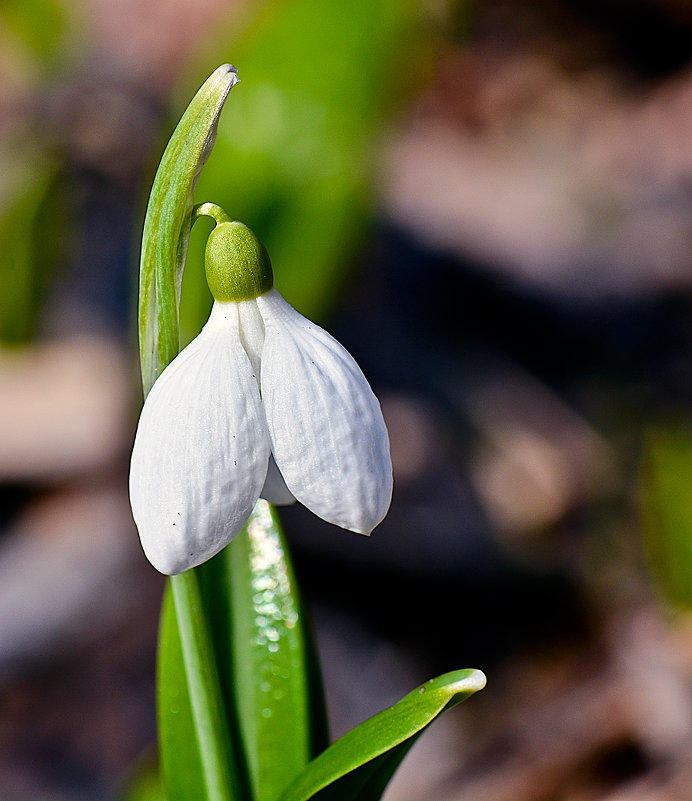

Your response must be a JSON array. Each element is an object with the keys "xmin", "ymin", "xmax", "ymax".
[{"xmin": 204, "ymin": 221, "xmax": 273, "ymax": 302}]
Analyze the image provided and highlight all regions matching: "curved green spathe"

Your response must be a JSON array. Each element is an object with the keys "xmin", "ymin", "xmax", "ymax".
[{"xmin": 138, "ymin": 63, "xmax": 239, "ymax": 396}]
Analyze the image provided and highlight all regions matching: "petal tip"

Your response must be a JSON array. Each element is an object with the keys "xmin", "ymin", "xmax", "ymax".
[{"xmin": 140, "ymin": 543, "xmax": 192, "ymax": 576}]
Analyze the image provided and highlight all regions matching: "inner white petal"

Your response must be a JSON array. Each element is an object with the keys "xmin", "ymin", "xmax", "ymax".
[
  {"xmin": 260, "ymin": 453, "xmax": 296, "ymax": 505},
  {"xmin": 236, "ymin": 298, "xmax": 265, "ymax": 381}
]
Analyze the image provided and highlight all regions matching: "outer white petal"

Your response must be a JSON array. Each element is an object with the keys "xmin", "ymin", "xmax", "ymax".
[
  {"xmin": 235, "ymin": 299, "xmax": 295, "ymax": 505},
  {"xmin": 129, "ymin": 302, "xmax": 270, "ymax": 574},
  {"xmin": 256, "ymin": 289, "xmax": 392, "ymax": 534},
  {"xmin": 260, "ymin": 454, "xmax": 296, "ymax": 505}
]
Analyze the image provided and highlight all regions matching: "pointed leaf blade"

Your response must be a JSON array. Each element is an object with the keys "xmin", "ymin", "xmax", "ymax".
[{"xmin": 278, "ymin": 669, "xmax": 486, "ymax": 801}]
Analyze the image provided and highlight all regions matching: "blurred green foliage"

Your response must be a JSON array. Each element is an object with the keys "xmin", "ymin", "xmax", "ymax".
[
  {"xmin": 121, "ymin": 759, "xmax": 164, "ymax": 801},
  {"xmin": 0, "ymin": 0, "xmax": 76, "ymax": 346},
  {"xmin": 0, "ymin": 142, "xmax": 65, "ymax": 344},
  {"xmin": 178, "ymin": 0, "xmax": 423, "ymax": 343},
  {"xmin": 642, "ymin": 426, "xmax": 692, "ymax": 609},
  {"xmin": 0, "ymin": 0, "xmax": 73, "ymax": 64}
]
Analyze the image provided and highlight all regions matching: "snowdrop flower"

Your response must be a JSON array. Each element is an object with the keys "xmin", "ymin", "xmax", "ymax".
[{"xmin": 130, "ymin": 219, "xmax": 392, "ymax": 574}]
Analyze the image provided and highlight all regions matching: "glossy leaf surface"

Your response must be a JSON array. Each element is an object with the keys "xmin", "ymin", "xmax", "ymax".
[
  {"xmin": 159, "ymin": 504, "xmax": 326, "ymax": 801},
  {"xmin": 278, "ymin": 669, "xmax": 486, "ymax": 801},
  {"xmin": 200, "ymin": 501, "xmax": 328, "ymax": 801}
]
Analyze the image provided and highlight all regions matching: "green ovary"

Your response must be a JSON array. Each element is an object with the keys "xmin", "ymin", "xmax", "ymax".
[{"xmin": 205, "ymin": 221, "xmax": 274, "ymax": 302}]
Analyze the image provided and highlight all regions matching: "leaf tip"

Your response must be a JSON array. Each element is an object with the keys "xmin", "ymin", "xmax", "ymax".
[
  {"xmin": 432, "ymin": 668, "xmax": 487, "ymax": 701},
  {"xmin": 462, "ymin": 668, "xmax": 487, "ymax": 693},
  {"xmin": 213, "ymin": 63, "xmax": 240, "ymax": 88}
]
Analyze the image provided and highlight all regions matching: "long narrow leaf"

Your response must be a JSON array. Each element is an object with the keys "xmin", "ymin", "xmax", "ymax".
[
  {"xmin": 278, "ymin": 669, "xmax": 486, "ymax": 801},
  {"xmin": 159, "ymin": 575, "xmax": 250, "ymax": 801},
  {"xmin": 198, "ymin": 501, "xmax": 329, "ymax": 801}
]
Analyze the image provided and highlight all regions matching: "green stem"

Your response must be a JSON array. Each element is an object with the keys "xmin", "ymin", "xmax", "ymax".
[
  {"xmin": 192, "ymin": 202, "xmax": 232, "ymax": 228},
  {"xmin": 170, "ymin": 570, "xmax": 240, "ymax": 801}
]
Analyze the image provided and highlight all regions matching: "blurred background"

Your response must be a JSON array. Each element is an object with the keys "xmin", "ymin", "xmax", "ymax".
[{"xmin": 0, "ymin": 1, "xmax": 690, "ymax": 799}]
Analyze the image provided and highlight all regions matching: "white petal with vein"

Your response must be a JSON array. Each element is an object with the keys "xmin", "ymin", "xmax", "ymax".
[
  {"xmin": 129, "ymin": 303, "xmax": 270, "ymax": 573},
  {"xmin": 257, "ymin": 289, "xmax": 392, "ymax": 534}
]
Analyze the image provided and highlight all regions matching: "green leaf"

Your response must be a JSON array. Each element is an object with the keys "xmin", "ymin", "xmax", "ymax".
[
  {"xmin": 138, "ymin": 63, "xmax": 238, "ymax": 394},
  {"xmin": 158, "ymin": 571, "xmax": 250, "ymax": 801},
  {"xmin": 278, "ymin": 669, "xmax": 486, "ymax": 801},
  {"xmin": 199, "ymin": 501, "xmax": 329, "ymax": 801},
  {"xmin": 642, "ymin": 425, "xmax": 692, "ymax": 609},
  {"xmin": 159, "ymin": 503, "xmax": 328, "ymax": 801}
]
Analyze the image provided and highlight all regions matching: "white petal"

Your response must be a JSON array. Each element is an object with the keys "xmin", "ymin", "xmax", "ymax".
[
  {"xmin": 236, "ymin": 298, "xmax": 264, "ymax": 379},
  {"xmin": 235, "ymin": 299, "xmax": 295, "ymax": 505},
  {"xmin": 260, "ymin": 454, "xmax": 296, "ymax": 505},
  {"xmin": 256, "ymin": 289, "xmax": 392, "ymax": 534},
  {"xmin": 129, "ymin": 302, "xmax": 270, "ymax": 574}
]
